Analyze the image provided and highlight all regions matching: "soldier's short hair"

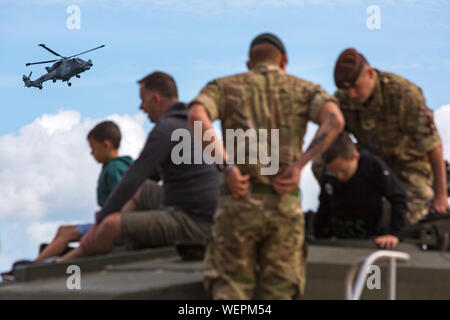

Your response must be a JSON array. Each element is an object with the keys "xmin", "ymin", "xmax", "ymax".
[
  {"xmin": 87, "ymin": 120, "xmax": 121, "ymax": 149},
  {"xmin": 249, "ymin": 42, "xmax": 283, "ymax": 65},
  {"xmin": 138, "ymin": 71, "xmax": 178, "ymax": 99},
  {"xmin": 322, "ymin": 132, "xmax": 357, "ymax": 164},
  {"xmin": 250, "ymin": 33, "xmax": 286, "ymax": 54}
]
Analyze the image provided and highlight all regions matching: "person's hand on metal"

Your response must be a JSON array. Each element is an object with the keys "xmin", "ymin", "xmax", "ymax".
[
  {"xmin": 272, "ymin": 165, "xmax": 301, "ymax": 195},
  {"xmin": 430, "ymin": 194, "xmax": 450, "ymax": 214},
  {"xmin": 225, "ymin": 165, "xmax": 250, "ymax": 199},
  {"xmin": 375, "ymin": 234, "xmax": 399, "ymax": 249}
]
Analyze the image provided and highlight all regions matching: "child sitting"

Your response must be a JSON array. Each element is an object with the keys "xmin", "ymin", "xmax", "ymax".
[
  {"xmin": 314, "ymin": 132, "xmax": 407, "ymax": 249},
  {"xmin": 34, "ymin": 120, "xmax": 133, "ymax": 261}
]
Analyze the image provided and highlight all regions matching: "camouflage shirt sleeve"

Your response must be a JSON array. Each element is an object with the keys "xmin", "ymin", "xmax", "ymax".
[
  {"xmin": 403, "ymin": 85, "xmax": 441, "ymax": 154},
  {"xmin": 334, "ymin": 89, "xmax": 347, "ymax": 107},
  {"xmin": 307, "ymin": 85, "xmax": 339, "ymax": 124},
  {"xmin": 189, "ymin": 79, "xmax": 225, "ymax": 121},
  {"xmin": 334, "ymin": 90, "xmax": 353, "ymax": 131}
]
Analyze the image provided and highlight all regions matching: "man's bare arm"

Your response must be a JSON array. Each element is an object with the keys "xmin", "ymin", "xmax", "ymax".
[
  {"xmin": 272, "ymin": 101, "xmax": 344, "ymax": 195},
  {"xmin": 188, "ymin": 104, "xmax": 250, "ymax": 198},
  {"xmin": 428, "ymin": 144, "xmax": 449, "ymax": 213},
  {"xmin": 296, "ymin": 101, "xmax": 345, "ymax": 170},
  {"xmin": 188, "ymin": 104, "xmax": 226, "ymax": 162}
]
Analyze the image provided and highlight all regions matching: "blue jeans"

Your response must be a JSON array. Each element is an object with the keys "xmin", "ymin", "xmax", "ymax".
[{"xmin": 75, "ymin": 223, "xmax": 93, "ymax": 237}]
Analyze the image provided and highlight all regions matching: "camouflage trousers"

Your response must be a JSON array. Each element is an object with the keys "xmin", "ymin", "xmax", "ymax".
[
  {"xmin": 204, "ymin": 192, "xmax": 306, "ymax": 300},
  {"xmin": 311, "ymin": 157, "xmax": 434, "ymax": 225},
  {"xmin": 395, "ymin": 162, "xmax": 434, "ymax": 225}
]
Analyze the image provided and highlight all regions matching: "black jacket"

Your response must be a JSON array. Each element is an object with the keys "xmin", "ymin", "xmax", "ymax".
[{"xmin": 314, "ymin": 149, "xmax": 407, "ymax": 238}]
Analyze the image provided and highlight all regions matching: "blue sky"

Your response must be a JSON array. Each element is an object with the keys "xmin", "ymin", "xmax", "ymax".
[
  {"xmin": 1, "ymin": 0, "xmax": 449, "ymax": 134},
  {"xmin": 0, "ymin": 0, "xmax": 449, "ymax": 272}
]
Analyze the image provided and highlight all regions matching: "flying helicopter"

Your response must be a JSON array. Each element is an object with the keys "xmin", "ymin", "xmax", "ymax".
[{"xmin": 23, "ymin": 44, "xmax": 105, "ymax": 89}]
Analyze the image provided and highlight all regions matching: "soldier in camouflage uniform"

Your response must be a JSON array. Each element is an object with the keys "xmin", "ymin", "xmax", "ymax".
[
  {"xmin": 317, "ymin": 48, "xmax": 449, "ymax": 225},
  {"xmin": 188, "ymin": 33, "xmax": 344, "ymax": 299}
]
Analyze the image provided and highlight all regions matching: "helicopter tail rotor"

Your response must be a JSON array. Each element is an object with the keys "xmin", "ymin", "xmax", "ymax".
[
  {"xmin": 23, "ymin": 72, "xmax": 43, "ymax": 89},
  {"xmin": 23, "ymin": 73, "xmax": 32, "ymax": 87},
  {"xmin": 23, "ymin": 71, "xmax": 31, "ymax": 82}
]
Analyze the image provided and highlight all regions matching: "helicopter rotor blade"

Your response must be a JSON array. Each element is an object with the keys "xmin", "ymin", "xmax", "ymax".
[
  {"xmin": 68, "ymin": 45, "xmax": 105, "ymax": 58},
  {"xmin": 26, "ymin": 59, "xmax": 59, "ymax": 66},
  {"xmin": 38, "ymin": 44, "xmax": 65, "ymax": 58}
]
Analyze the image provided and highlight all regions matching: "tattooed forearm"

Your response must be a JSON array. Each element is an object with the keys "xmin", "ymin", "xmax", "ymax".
[
  {"xmin": 326, "ymin": 113, "xmax": 338, "ymax": 128},
  {"xmin": 306, "ymin": 113, "xmax": 339, "ymax": 151},
  {"xmin": 295, "ymin": 108, "xmax": 343, "ymax": 170},
  {"xmin": 305, "ymin": 132, "xmax": 328, "ymax": 153},
  {"xmin": 306, "ymin": 112, "xmax": 341, "ymax": 154}
]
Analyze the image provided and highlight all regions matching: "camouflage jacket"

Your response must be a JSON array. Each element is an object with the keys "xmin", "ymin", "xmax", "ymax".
[
  {"xmin": 191, "ymin": 62, "xmax": 337, "ymax": 184},
  {"xmin": 335, "ymin": 69, "xmax": 441, "ymax": 174}
]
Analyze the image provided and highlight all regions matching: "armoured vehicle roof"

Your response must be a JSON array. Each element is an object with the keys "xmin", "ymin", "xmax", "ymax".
[{"xmin": 0, "ymin": 240, "xmax": 448, "ymax": 300}]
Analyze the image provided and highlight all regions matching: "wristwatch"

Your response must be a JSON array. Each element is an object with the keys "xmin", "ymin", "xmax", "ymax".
[{"xmin": 216, "ymin": 163, "xmax": 235, "ymax": 176}]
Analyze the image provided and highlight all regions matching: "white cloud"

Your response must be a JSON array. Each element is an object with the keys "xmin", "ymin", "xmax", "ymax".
[
  {"xmin": 301, "ymin": 122, "xmax": 321, "ymax": 212},
  {"xmin": 0, "ymin": 109, "xmax": 147, "ymax": 222},
  {"xmin": 25, "ymin": 220, "xmax": 83, "ymax": 245},
  {"xmin": 33, "ymin": 110, "xmax": 81, "ymax": 135},
  {"xmin": 434, "ymin": 104, "xmax": 450, "ymax": 161}
]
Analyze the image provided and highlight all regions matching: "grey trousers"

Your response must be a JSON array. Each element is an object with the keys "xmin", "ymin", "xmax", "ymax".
[{"xmin": 121, "ymin": 179, "xmax": 212, "ymax": 250}]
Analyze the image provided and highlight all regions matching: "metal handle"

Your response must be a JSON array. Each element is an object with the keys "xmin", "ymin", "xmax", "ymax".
[{"xmin": 345, "ymin": 250, "xmax": 410, "ymax": 300}]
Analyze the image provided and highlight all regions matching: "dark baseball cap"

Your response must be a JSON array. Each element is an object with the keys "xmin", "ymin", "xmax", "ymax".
[{"xmin": 250, "ymin": 32, "xmax": 287, "ymax": 56}]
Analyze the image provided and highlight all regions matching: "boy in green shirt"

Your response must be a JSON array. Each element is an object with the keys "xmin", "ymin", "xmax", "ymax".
[{"xmin": 34, "ymin": 120, "xmax": 133, "ymax": 261}]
